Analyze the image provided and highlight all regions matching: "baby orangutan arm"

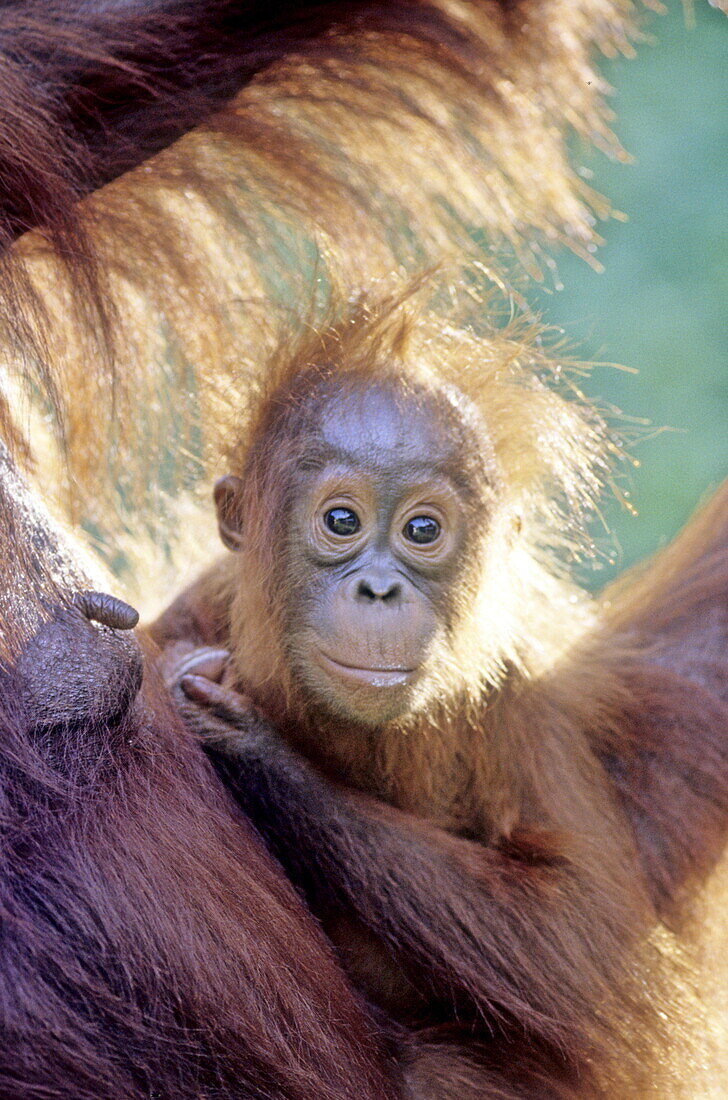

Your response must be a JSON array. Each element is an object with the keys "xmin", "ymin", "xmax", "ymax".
[{"xmin": 175, "ymin": 657, "xmax": 634, "ymax": 1061}]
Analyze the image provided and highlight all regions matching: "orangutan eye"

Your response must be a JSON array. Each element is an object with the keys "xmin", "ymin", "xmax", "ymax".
[
  {"xmin": 404, "ymin": 515, "xmax": 441, "ymax": 545},
  {"xmin": 325, "ymin": 507, "xmax": 360, "ymax": 537}
]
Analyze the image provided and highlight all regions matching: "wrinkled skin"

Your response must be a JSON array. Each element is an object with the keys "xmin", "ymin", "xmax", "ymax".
[
  {"xmin": 156, "ymin": 364, "xmax": 728, "ymax": 1099},
  {"xmin": 0, "ymin": 452, "xmax": 406, "ymax": 1100},
  {"xmin": 216, "ymin": 383, "xmax": 494, "ymax": 725},
  {"xmin": 16, "ymin": 591, "xmax": 143, "ymax": 730}
]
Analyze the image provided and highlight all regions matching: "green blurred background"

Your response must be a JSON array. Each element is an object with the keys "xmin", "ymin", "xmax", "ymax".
[{"xmin": 533, "ymin": 1, "xmax": 727, "ymax": 587}]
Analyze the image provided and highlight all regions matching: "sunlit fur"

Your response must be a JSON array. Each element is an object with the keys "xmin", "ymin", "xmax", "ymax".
[
  {"xmin": 1, "ymin": 2, "xmax": 726, "ymax": 1095},
  {"xmin": 0, "ymin": 454, "xmax": 404, "ymax": 1100},
  {"xmin": 222, "ymin": 288, "xmax": 608, "ymax": 717},
  {"xmin": 0, "ymin": 0, "xmax": 641, "ymax": 588},
  {"xmin": 149, "ymin": 283, "xmax": 728, "ymax": 1096}
]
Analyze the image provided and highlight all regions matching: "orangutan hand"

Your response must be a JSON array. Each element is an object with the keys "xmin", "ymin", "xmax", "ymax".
[{"xmin": 169, "ymin": 646, "xmax": 273, "ymax": 755}]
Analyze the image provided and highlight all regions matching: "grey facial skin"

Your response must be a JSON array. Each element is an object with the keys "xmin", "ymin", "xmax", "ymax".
[
  {"xmin": 213, "ymin": 378, "xmax": 495, "ymax": 725},
  {"xmin": 267, "ymin": 383, "xmax": 491, "ymax": 723}
]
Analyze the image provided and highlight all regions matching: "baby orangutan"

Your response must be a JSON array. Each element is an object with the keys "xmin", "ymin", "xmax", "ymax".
[{"xmin": 151, "ymin": 303, "xmax": 728, "ymax": 1099}]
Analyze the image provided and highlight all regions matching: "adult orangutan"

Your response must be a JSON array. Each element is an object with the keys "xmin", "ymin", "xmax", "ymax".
[
  {"xmin": 0, "ymin": 442, "xmax": 407, "ymax": 1099},
  {"xmin": 1, "ymin": 1, "xmax": 725, "ymax": 1097},
  {"xmin": 1, "ymin": 0, "xmax": 646, "ymax": 558},
  {"xmin": 152, "ymin": 298, "xmax": 728, "ymax": 1098}
]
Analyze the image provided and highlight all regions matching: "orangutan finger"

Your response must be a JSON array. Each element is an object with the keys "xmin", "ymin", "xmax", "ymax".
[
  {"xmin": 180, "ymin": 674, "xmax": 254, "ymax": 721},
  {"xmin": 74, "ymin": 590, "xmax": 140, "ymax": 630}
]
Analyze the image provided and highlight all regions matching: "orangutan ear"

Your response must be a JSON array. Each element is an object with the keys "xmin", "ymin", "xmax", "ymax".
[{"xmin": 214, "ymin": 476, "xmax": 245, "ymax": 551}]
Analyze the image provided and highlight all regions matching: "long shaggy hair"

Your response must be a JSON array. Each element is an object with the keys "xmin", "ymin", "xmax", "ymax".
[
  {"xmin": 0, "ymin": 443, "xmax": 402, "ymax": 1099},
  {"xmin": 218, "ymin": 283, "xmax": 611, "ymax": 708},
  {"xmin": 0, "ymin": 0, "xmax": 641, "ymax": 591}
]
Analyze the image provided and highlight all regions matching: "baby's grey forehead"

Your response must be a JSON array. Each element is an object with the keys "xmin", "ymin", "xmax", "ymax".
[
  {"xmin": 285, "ymin": 376, "xmax": 496, "ymax": 494},
  {"xmin": 296, "ymin": 373, "xmax": 477, "ymax": 435},
  {"xmin": 319, "ymin": 384, "xmax": 458, "ymax": 459}
]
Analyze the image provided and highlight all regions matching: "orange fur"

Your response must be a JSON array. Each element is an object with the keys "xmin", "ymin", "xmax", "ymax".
[
  {"xmin": 2, "ymin": 2, "xmax": 725, "ymax": 1094},
  {"xmin": 0, "ymin": 0, "xmax": 641, "ymax": 579},
  {"xmin": 152, "ymin": 289, "xmax": 728, "ymax": 1096}
]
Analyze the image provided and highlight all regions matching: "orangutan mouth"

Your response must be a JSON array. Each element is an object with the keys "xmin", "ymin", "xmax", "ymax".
[{"xmin": 316, "ymin": 650, "xmax": 417, "ymax": 688}]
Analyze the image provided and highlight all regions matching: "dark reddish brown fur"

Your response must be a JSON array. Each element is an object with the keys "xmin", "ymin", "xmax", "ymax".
[
  {"xmin": 594, "ymin": 484, "xmax": 728, "ymax": 924},
  {"xmin": 0, "ymin": 446, "xmax": 403, "ymax": 1098},
  {"xmin": 152, "ymin": 309, "xmax": 728, "ymax": 1098},
  {"xmin": 2, "ymin": 0, "xmax": 638, "ymax": 539},
  {"xmin": 0, "ymin": 0, "xmax": 440, "ymax": 243},
  {"xmin": 0, "ymin": 3, "xmax": 482, "ymax": 1096},
  {"xmin": 1, "ymin": 1, "xmax": 726, "ymax": 1097}
]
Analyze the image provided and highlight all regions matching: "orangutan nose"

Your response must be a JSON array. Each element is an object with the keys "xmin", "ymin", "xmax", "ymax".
[{"xmin": 353, "ymin": 572, "xmax": 402, "ymax": 604}]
